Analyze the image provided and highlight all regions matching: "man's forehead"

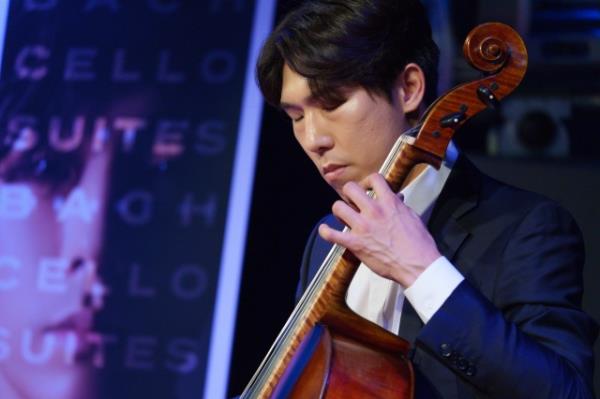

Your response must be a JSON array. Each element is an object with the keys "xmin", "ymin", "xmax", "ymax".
[{"xmin": 280, "ymin": 64, "xmax": 313, "ymax": 107}]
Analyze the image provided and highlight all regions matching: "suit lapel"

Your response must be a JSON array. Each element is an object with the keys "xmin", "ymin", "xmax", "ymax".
[
  {"xmin": 428, "ymin": 155, "xmax": 480, "ymax": 260},
  {"xmin": 398, "ymin": 154, "xmax": 482, "ymax": 340}
]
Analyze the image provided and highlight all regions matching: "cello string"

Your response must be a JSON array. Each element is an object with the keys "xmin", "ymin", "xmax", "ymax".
[
  {"xmin": 242, "ymin": 128, "xmax": 420, "ymax": 398},
  {"xmin": 242, "ymin": 133, "xmax": 413, "ymax": 398}
]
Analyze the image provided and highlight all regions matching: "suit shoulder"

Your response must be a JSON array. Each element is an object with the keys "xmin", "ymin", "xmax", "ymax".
[
  {"xmin": 451, "ymin": 156, "xmax": 580, "ymax": 238},
  {"xmin": 479, "ymin": 169, "xmax": 576, "ymax": 222}
]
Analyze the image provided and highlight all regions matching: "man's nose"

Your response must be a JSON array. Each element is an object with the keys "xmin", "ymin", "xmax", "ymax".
[
  {"xmin": 62, "ymin": 233, "xmax": 106, "ymax": 310},
  {"xmin": 304, "ymin": 112, "xmax": 334, "ymax": 156},
  {"xmin": 65, "ymin": 146, "xmax": 113, "ymax": 256},
  {"xmin": 60, "ymin": 149, "xmax": 113, "ymax": 307}
]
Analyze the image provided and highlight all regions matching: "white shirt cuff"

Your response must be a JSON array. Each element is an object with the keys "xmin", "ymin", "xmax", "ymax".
[{"xmin": 403, "ymin": 256, "xmax": 464, "ymax": 324}]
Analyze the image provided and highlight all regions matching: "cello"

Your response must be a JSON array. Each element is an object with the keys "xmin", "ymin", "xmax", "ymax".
[{"xmin": 242, "ymin": 22, "xmax": 528, "ymax": 399}]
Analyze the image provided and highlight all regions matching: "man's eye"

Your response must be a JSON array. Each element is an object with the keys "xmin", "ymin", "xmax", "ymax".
[
  {"xmin": 1, "ymin": 153, "xmax": 81, "ymax": 191},
  {"xmin": 321, "ymin": 99, "xmax": 345, "ymax": 112}
]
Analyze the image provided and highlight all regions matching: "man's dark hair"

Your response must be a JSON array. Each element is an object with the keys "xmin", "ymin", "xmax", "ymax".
[{"xmin": 257, "ymin": 0, "xmax": 440, "ymax": 108}]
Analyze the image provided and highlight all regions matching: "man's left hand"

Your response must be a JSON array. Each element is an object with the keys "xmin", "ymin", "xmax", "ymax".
[{"xmin": 318, "ymin": 173, "xmax": 441, "ymax": 288}]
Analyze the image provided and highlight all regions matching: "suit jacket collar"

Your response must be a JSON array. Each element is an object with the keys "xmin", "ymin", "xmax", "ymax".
[
  {"xmin": 427, "ymin": 153, "xmax": 481, "ymax": 267},
  {"xmin": 399, "ymin": 154, "xmax": 482, "ymax": 343}
]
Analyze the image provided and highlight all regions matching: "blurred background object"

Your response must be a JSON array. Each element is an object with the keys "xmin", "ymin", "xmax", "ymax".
[{"xmin": 0, "ymin": 1, "xmax": 274, "ymax": 398}]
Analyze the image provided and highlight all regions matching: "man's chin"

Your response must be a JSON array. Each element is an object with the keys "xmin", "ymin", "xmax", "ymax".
[
  {"xmin": 331, "ymin": 185, "xmax": 348, "ymax": 202},
  {"xmin": 0, "ymin": 359, "xmax": 93, "ymax": 399}
]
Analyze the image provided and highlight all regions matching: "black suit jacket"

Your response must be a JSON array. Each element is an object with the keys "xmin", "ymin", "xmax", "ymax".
[{"xmin": 296, "ymin": 155, "xmax": 598, "ymax": 398}]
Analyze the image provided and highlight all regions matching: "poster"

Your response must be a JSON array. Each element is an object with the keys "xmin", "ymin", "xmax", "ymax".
[{"xmin": 0, "ymin": 0, "xmax": 273, "ymax": 397}]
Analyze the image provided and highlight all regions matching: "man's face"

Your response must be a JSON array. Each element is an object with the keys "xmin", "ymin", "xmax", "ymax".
[
  {"xmin": 280, "ymin": 64, "xmax": 411, "ymax": 198},
  {"xmin": 0, "ymin": 146, "xmax": 111, "ymax": 399}
]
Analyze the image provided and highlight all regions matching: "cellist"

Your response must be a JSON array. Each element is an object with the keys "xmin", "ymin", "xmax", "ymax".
[{"xmin": 255, "ymin": 0, "xmax": 598, "ymax": 397}]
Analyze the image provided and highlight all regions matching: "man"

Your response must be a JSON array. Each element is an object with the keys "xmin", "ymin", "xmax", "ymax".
[
  {"xmin": 0, "ymin": 133, "xmax": 111, "ymax": 399},
  {"xmin": 256, "ymin": 0, "xmax": 598, "ymax": 398}
]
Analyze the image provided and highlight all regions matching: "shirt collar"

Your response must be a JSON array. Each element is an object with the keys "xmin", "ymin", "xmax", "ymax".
[{"xmin": 400, "ymin": 141, "xmax": 458, "ymax": 223}]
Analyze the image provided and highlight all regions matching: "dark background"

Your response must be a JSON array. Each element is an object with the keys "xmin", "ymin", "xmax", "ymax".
[{"xmin": 229, "ymin": 0, "xmax": 600, "ymax": 396}]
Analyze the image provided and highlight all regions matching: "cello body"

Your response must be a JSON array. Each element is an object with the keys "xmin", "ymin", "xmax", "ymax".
[{"xmin": 273, "ymin": 310, "xmax": 414, "ymax": 399}]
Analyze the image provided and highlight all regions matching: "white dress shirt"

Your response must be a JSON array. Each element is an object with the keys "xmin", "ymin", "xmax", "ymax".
[{"xmin": 345, "ymin": 142, "xmax": 464, "ymax": 334}]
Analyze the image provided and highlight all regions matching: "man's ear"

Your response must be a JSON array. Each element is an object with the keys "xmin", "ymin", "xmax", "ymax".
[{"xmin": 393, "ymin": 63, "xmax": 426, "ymax": 116}]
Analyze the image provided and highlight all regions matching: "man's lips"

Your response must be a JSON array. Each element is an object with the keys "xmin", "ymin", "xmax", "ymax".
[
  {"xmin": 43, "ymin": 311, "xmax": 93, "ymax": 335},
  {"xmin": 322, "ymin": 164, "xmax": 347, "ymax": 182}
]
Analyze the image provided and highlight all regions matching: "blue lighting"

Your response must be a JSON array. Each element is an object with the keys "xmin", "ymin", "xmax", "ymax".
[
  {"xmin": 0, "ymin": 0, "xmax": 9, "ymax": 77},
  {"xmin": 202, "ymin": 0, "xmax": 276, "ymax": 398},
  {"xmin": 535, "ymin": 8, "xmax": 600, "ymax": 21}
]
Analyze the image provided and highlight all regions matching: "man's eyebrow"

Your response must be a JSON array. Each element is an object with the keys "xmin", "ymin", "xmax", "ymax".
[
  {"xmin": 279, "ymin": 95, "xmax": 317, "ymax": 111},
  {"xmin": 279, "ymin": 102, "xmax": 299, "ymax": 112}
]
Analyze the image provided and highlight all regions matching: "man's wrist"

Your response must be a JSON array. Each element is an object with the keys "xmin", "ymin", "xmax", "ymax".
[
  {"xmin": 393, "ymin": 250, "xmax": 442, "ymax": 287},
  {"xmin": 404, "ymin": 256, "xmax": 464, "ymax": 323}
]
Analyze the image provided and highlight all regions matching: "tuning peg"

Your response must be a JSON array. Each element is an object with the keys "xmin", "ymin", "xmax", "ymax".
[{"xmin": 477, "ymin": 85, "xmax": 500, "ymax": 109}]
